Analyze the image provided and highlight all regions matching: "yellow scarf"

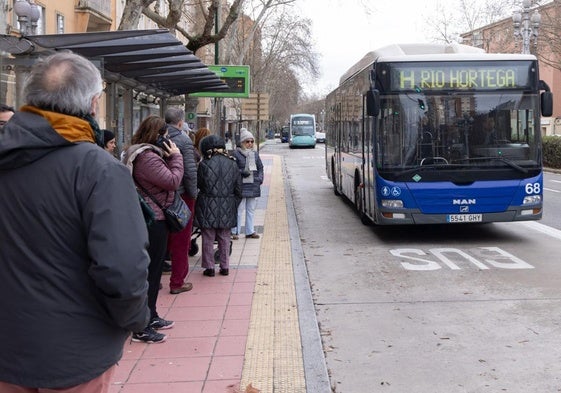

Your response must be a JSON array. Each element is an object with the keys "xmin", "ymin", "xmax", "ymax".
[{"xmin": 21, "ymin": 105, "xmax": 96, "ymax": 144}]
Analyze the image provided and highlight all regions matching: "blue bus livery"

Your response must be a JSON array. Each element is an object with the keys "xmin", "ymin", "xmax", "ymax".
[{"xmin": 325, "ymin": 43, "xmax": 553, "ymax": 225}]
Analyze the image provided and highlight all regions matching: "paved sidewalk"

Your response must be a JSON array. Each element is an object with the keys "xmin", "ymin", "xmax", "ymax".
[{"xmin": 110, "ymin": 153, "xmax": 322, "ymax": 393}]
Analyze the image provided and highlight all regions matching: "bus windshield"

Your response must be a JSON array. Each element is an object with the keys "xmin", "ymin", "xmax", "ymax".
[
  {"xmin": 291, "ymin": 116, "xmax": 315, "ymax": 136},
  {"xmin": 376, "ymin": 90, "xmax": 540, "ymax": 180}
]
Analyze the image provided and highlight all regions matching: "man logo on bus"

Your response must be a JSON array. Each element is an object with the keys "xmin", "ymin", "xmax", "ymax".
[{"xmin": 453, "ymin": 199, "xmax": 476, "ymax": 205}]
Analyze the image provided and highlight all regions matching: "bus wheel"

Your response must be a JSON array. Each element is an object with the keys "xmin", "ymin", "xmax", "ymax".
[
  {"xmin": 354, "ymin": 182, "xmax": 363, "ymax": 212},
  {"xmin": 355, "ymin": 182, "xmax": 370, "ymax": 226},
  {"xmin": 332, "ymin": 163, "xmax": 340, "ymax": 196},
  {"xmin": 360, "ymin": 211, "xmax": 371, "ymax": 226}
]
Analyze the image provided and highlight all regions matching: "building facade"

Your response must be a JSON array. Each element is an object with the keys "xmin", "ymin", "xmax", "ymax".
[
  {"xmin": 0, "ymin": 0, "xmax": 225, "ymax": 153},
  {"xmin": 461, "ymin": 1, "xmax": 561, "ymax": 136}
]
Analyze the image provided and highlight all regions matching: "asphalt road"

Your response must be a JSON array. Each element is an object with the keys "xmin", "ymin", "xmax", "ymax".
[{"xmin": 263, "ymin": 140, "xmax": 561, "ymax": 393}]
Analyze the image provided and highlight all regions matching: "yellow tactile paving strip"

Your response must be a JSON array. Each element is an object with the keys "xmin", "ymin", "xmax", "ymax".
[{"xmin": 240, "ymin": 155, "xmax": 306, "ymax": 393}]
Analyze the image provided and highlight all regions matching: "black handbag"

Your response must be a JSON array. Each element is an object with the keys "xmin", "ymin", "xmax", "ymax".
[
  {"xmin": 138, "ymin": 185, "xmax": 191, "ymax": 232},
  {"xmin": 137, "ymin": 192, "xmax": 155, "ymax": 227}
]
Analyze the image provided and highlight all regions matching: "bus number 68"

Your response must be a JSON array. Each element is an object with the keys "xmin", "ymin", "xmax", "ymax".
[{"xmin": 525, "ymin": 182, "xmax": 541, "ymax": 194}]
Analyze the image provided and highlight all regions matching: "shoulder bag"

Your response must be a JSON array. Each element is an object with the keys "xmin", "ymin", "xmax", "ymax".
[
  {"xmin": 138, "ymin": 185, "xmax": 191, "ymax": 232},
  {"xmin": 137, "ymin": 192, "xmax": 155, "ymax": 227}
]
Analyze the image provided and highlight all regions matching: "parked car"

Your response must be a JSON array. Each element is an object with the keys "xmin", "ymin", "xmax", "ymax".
[{"xmin": 315, "ymin": 130, "xmax": 326, "ymax": 143}]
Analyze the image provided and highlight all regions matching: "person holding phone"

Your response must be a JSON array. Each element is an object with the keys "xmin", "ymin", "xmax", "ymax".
[{"xmin": 122, "ymin": 116, "xmax": 183, "ymax": 343}]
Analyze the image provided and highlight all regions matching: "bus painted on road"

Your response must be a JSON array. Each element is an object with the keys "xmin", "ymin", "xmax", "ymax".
[
  {"xmin": 289, "ymin": 113, "xmax": 316, "ymax": 148},
  {"xmin": 325, "ymin": 43, "xmax": 553, "ymax": 225}
]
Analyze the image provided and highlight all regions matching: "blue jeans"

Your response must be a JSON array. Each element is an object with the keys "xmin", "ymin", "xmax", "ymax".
[{"xmin": 233, "ymin": 197, "xmax": 257, "ymax": 235}]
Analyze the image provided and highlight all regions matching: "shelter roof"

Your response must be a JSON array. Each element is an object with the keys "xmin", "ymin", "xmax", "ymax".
[{"xmin": 0, "ymin": 29, "xmax": 227, "ymax": 97}]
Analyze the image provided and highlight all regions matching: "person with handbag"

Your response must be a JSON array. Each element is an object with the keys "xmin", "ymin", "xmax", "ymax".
[
  {"xmin": 122, "ymin": 115, "xmax": 184, "ymax": 343},
  {"xmin": 195, "ymin": 135, "xmax": 242, "ymax": 277}
]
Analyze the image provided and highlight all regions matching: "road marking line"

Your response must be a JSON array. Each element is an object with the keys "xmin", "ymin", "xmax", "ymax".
[{"xmin": 519, "ymin": 221, "xmax": 561, "ymax": 240}]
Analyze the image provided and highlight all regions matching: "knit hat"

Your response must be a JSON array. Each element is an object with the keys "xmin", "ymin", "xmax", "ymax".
[
  {"xmin": 199, "ymin": 134, "xmax": 225, "ymax": 156},
  {"xmin": 239, "ymin": 128, "xmax": 254, "ymax": 143},
  {"xmin": 103, "ymin": 130, "xmax": 115, "ymax": 146}
]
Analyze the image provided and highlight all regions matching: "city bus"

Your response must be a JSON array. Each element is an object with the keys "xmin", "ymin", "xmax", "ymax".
[
  {"xmin": 325, "ymin": 43, "xmax": 553, "ymax": 225},
  {"xmin": 289, "ymin": 113, "xmax": 316, "ymax": 148},
  {"xmin": 280, "ymin": 125, "xmax": 289, "ymax": 143}
]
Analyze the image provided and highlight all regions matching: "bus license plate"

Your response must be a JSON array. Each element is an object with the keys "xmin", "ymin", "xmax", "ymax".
[{"xmin": 447, "ymin": 214, "xmax": 482, "ymax": 223}]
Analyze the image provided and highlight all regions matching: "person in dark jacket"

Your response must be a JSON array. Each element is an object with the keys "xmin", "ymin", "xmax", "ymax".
[
  {"xmin": 164, "ymin": 107, "xmax": 198, "ymax": 294},
  {"xmin": 0, "ymin": 52, "xmax": 150, "ymax": 392},
  {"xmin": 122, "ymin": 115, "xmax": 183, "ymax": 343},
  {"xmin": 232, "ymin": 128, "xmax": 264, "ymax": 239},
  {"xmin": 195, "ymin": 135, "xmax": 242, "ymax": 277}
]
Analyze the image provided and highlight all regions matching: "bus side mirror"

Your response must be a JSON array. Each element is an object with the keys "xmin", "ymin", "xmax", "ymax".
[
  {"xmin": 541, "ymin": 91, "xmax": 553, "ymax": 117},
  {"xmin": 366, "ymin": 89, "xmax": 380, "ymax": 117}
]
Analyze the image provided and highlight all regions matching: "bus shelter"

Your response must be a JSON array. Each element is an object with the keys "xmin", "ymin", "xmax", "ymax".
[{"xmin": 0, "ymin": 29, "xmax": 227, "ymax": 150}]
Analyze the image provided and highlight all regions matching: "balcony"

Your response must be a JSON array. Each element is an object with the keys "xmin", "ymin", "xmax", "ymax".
[
  {"xmin": 75, "ymin": 0, "xmax": 112, "ymax": 31},
  {"xmin": 75, "ymin": 0, "xmax": 111, "ymax": 20}
]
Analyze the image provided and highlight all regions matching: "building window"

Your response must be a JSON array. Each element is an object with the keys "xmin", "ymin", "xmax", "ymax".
[{"xmin": 56, "ymin": 14, "xmax": 64, "ymax": 34}]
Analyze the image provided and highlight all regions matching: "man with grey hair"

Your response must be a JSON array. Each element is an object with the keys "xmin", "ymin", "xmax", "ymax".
[
  {"xmin": 0, "ymin": 52, "xmax": 150, "ymax": 392},
  {"xmin": 164, "ymin": 106, "xmax": 198, "ymax": 294}
]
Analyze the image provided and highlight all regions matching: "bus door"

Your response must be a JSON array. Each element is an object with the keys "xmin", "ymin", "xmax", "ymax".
[
  {"xmin": 361, "ymin": 98, "xmax": 373, "ymax": 219},
  {"xmin": 334, "ymin": 102, "xmax": 343, "ymax": 191}
]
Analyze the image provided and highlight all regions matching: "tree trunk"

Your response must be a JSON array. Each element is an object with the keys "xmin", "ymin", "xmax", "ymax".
[{"xmin": 119, "ymin": 0, "xmax": 156, "ymax": 30}]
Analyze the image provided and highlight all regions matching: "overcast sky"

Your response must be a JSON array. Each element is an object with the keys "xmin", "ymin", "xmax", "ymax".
[{"xmin": 297, "ymin": 0, "xmax": 441, "ymax": 94}]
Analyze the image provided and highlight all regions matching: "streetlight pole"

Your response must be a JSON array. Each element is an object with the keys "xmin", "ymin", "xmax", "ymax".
[
  {"xmin": 13, "ymin": 0, "xmax": 41, "ymax": 109},
  {"xmin": 14, "ymin": 0, "xmax": 40, "ymax": 36},
  {"xmin": 512, "ymin": 0, "xmax": 541, "ymax": 54}
]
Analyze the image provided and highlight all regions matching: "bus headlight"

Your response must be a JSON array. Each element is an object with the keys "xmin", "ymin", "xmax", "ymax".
[
  {"xmin": 523, "ymin": 195, "xmax": 541, "ymax": 205},
  {"xmin": 382, "ymin": 199, "xmax": 403, "ymax": 208}
]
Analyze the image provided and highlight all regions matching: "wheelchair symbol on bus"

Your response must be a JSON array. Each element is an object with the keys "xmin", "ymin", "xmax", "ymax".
[{"xmin": 381, "ymin": 186, "xmax": 402, "ymax": 197}]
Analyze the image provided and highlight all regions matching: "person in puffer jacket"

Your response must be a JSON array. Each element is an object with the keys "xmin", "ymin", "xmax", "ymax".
[
  {"xmin": 122, "ymin": 115, "xmax": 183, "ymax": 344},
  {"xmin": 195, "ymin": 134, "xmax": 242, "ymax": 277}
]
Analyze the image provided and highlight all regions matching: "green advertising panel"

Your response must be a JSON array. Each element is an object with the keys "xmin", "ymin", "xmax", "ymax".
[{"xmin": 190, "ymin": 65, "xmax": 250, "ymax": 98}]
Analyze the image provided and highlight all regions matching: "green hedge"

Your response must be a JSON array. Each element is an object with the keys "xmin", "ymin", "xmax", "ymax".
[{"xmin": 543, "ymin": 136, "xmax": 561, "ymax": 169}]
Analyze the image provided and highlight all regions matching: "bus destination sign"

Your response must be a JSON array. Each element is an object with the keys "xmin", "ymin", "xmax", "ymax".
[{"xmin": 391, "ymin": 63, "xmax": 532, "ymax": 91}]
